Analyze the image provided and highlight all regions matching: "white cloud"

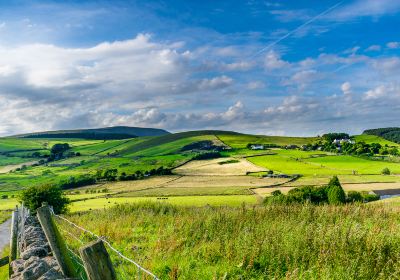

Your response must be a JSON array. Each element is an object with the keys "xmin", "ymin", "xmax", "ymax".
[
  {"xmin": 387, "ymin": 42, "xmax": 400, "ymax": 49},
  {"xmin": 341, "ymin": 82, "xmax": 351, "ymax": 95},
  {"xmin": 247, "ymin": 81, "xmax": 266, "ymax": 90},
  {"xmin": 365, "ymin": 45, "xmax": 381, "ymax": 52},
  {"xmin": 364, "ymin": 85, "xmax": 388, "ymax": 100},
  {"xmin": 264, "ymin": 50, "xmax": 289, "ymax": 70},
  {"xmin": 327, "ymin": 0, "xmax": 400, "ymax": 21}
]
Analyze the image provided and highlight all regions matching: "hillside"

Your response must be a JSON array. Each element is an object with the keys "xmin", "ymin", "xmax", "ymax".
[
  {"xmin": 118, "ymin": 130, "xmax": 240, "ymax": 155},
  {"xmin": 363, "ymin": 127, "xmax": 400, "ymax": 144},
  {"xmin": 14, "ymin": 126, "xmax": 170, "ymax": 140}
]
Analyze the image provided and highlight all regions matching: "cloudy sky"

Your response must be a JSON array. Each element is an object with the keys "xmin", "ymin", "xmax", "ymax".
[{"xmin": 0, "ymin": 0, "xmax": 399, "ymax": 136}]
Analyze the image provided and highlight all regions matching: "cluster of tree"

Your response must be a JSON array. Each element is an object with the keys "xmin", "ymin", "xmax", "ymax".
[
  {"xmin": 322, "ymin": 133, "xmax": 350, "ymax": 142},
  {"xmin": 57, "ymin": 175, "xmax": 96, "ymax": 190},
  {"xmin": 192, "ymin": 151, "xmax": 221, "ymax": 160},
  {"xmin": 303, "ymin": 140, "xmax": 399, "ymax": 156},
  {"xmin": 265, "ymin": 176, "xmax": 379, "ymax": 205},
  {"xmin": 49, "ymin": 143, "xmax": 71, "ymax": 161},
  {"xmin": 119, "ymin": 167, "xmax": 172, "ymax": 181},
  {"xmin": 363, "ymin": 127, "xmax": 400, "ymax": 143},
  {"xmin": 39, "ymin": 166, "xmax": 174, "ymax": 192}
]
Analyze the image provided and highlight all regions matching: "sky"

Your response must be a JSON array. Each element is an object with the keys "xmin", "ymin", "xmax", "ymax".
[{"xmin": 0, "ymin": 0, "xmax": 399, "ymax": 136}]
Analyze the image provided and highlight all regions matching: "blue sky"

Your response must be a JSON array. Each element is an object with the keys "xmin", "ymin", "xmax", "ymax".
[{"xmin": 0, "ymin": 0, "xmax": 399, "ymax": 136}]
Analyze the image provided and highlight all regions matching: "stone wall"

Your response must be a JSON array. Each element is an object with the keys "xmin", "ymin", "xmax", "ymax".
[{"xmin": 9, "ymin": 215, "xmax": 71, "ymax": 280}]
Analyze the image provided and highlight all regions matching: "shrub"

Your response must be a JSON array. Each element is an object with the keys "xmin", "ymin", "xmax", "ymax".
[
  {"xmin": 271, "ymin": 190, "xmax": 282, "ymax": 196},
  {"xmin": 382, "ymin": 168, "xmax": 391, "ymax": 175},
  {"xmin": 20, "ymin": 184, "xmax": 70, "ymax": 214},
  {"xmin": 328, "ymin": 185, "xmax": 346, "ymax": 205},
  {"xmin": 347, "ymin": 191, "xmax": 363, "ymax": 203},
  {"xmin": 361, "ymin": 192, "xmax": 380, "ymax": 202}
]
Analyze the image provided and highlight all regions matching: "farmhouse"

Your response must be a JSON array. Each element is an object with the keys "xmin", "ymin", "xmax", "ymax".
[
  {"xmin": 250, "ymin": 144, "xmax": 265, "ymax": 150},
  {"xmin": 332, "ymin": 138, "xmax": 355, "ymax": 145}
]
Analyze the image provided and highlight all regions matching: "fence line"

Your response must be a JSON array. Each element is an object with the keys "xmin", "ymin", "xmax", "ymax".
[{"xmin": 51, "ymin": 209, "xmax": 159, "ymax": 280}]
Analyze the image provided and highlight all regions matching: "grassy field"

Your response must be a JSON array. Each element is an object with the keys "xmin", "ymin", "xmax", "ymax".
[
  {"xmin": 68, "ymin": 195, "xmax": 257, "ymax": 212},
  {"xmin": 59, "ymin": 202, "xmax": 400, "ymax": 279},
  {"xmin": 175, "ymin": 158, "xmax": 266, "ymax": 176}
]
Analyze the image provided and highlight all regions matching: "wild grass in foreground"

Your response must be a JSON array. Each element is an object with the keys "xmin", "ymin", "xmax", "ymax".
[
  {"xmin": 63, "ymin": 202, "xmax": 400, "ymax": 279},
  {"xmin": 0, "ymin": 210, "xmax": 11, "ymax": 224}
]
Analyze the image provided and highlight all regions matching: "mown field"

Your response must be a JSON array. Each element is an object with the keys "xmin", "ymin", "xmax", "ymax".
[{"xmin": 59, "ymin": 202, "xmax": 400, "ymax": 280}]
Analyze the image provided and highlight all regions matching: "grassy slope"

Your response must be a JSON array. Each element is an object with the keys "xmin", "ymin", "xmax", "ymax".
[
  {"xmin": 353, "ymin": 134, "xmax": 400, "ymax": 147},
  {"xmin": 119, "ymin": 130, "xmax": 238, "ymax": 155},
  {"xmin": 218, "ymin": 134, "xmax": 318, "ymax": 149},
  {"xmin": 61, "ymin": 202, "xmax": 400, "ymax": 279}
]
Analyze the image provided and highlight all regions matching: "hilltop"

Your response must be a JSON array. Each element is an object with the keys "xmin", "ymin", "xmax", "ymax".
[
  {"xmin": 13, "ymin": 126, "xmax": 170, "ymax": 140},
  {"xmin": 363, "ymin": 127, "xmax": 400, "ymax": 144}
]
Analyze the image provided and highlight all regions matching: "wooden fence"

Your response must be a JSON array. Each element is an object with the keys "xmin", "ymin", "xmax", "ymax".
[{"xmin": 1, "ymin": 204, "xmax": 158, "ymax": 280}]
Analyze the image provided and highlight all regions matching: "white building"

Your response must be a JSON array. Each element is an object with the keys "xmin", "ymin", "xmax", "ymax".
[{"xmin": 250, "ymin": 144, "xmax": 264, "ymax": 150}]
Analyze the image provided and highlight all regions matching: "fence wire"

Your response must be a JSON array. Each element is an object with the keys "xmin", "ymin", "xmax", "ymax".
[{"xmin": 51, "ymin": 209, "xmax": 159, "ymax": 280}]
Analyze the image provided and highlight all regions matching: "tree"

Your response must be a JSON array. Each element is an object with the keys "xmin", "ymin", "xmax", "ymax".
[
  {"xmin": 327, "ymin": 176, "xmax": 345, "ymax": 205},
  {"xmin": 20, "ymin": 184, "xmax": 70, "ymax": 214},
  {"xmin": 382, "ymin": 168, "xmax": 391, "ymax": 175},
  {"xmin": 328, "ymin": 175, "xmax": 341, "ymax": 188},
  {"xmin": 328, "ymin": 185, "xmax": 346, "ymax": 205},
  {"xmin": 49, "ymin": 143, "xmax": 70, "ymax": 160}
]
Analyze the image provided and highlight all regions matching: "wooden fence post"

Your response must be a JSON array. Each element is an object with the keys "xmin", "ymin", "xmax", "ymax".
[
  {"xmin": 9, "ymin": 208, "xmax": 18, "ymax": 276},
  {"xmin": 37, "ymin": 205, "xmax": 78, "ymax": 278},
  {"xmin": 79, "ymin": 239, "xmax": 116, "ymax": 280}
]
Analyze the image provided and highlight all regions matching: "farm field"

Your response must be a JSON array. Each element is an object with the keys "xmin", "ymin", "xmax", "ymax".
[{"xmin": 174, "ymin": 157, "xmax": 266, "ymax": 176}]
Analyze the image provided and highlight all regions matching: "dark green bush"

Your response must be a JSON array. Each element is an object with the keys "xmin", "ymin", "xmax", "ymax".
[
  {"xmin": 382, "ymin": 168, "xmax": 391, "ymax": 175},
  {"xmin": 20, "ymin": 184, "xmax": 70, "ymax": 214},
  {"xmin": 361, "ymin": 192, "xmax": 380, "ymax": 202},
  {"xmin": 347, "ymin": 191, "xmax": 363, "ymax": 203}
]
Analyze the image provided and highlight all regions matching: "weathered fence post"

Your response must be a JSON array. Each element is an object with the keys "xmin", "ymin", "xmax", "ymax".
[
  {"xmin": 9, "ymin": 207, "xmax": 18, "ymax": 276},
  {"xmin": 37, "ymin": 205, "xmax": 78, "ymax": 278},
  {"xmin": 79, "ymin": 239, "xmax": 116, "ymax": 280},
  {"xmin": 9, "ymin": 208, "xmax": 18, "ymax": 261}
]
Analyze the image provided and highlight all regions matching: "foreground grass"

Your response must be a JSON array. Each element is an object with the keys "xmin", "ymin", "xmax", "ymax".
[
  {"xmin": 62, "ymin": 202, "xmax": 400, "ymax": 279},
  {"xmin": 0, "ymin": 211, "xmax": 11, "ymax": 223},
  {"xmin": 0, "ymin": 246, "xmax": 9, "ymax": 279}
]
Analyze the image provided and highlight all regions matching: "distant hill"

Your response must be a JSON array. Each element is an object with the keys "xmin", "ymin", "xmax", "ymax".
[
  {"xmin": 14, "ymin": 126, "xmax": 170, "ymax": 140},
  {"xmin": 363, "ymin": 127, "xmax": 400, "ymax": 144},
  {"xmin": 118, "ymin": 130, "xmax": 241, "ymax": 155}
]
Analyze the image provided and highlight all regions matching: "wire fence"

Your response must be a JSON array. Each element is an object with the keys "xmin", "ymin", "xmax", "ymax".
[{"xmin": 51, "ymin": 208, "xmax": 159, "ymax": 280}]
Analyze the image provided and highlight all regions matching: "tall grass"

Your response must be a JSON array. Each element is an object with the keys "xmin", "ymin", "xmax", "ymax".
[{"xmin": 64, "ymin": 202, "xmax": 400, "ymax": 279}]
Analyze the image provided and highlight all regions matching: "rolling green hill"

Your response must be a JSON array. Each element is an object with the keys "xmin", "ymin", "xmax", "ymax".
[
  {"xmin": 118, "ymin": 130, "xmax": 240, "ymax": 155},
  {"xmin": 14, "ymin": 126, "xmax": 170, "ymax": 140},
  {"xmin": 363, "ymin": 127, "xmax": 400, "ymax": 144}
]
